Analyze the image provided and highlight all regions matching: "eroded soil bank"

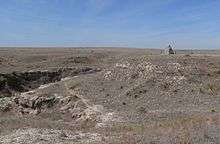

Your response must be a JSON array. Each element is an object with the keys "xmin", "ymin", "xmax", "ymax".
[{"xmin": 0, "ymin": 67, "xmax": 100, "ymax": 98}]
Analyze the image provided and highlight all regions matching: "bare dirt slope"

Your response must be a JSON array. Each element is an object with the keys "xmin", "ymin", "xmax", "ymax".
[{"xmin": 0, "ymin": 48, "xmax": 219, "ymax": 144}]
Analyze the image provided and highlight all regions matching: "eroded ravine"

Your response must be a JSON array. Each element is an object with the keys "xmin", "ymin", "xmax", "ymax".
[
  {"xmin": 0, "ymin": 66, "xmax": 120, "ymax": 127},
  {"xmin": 0, "ymin": 67, "xmax": 100, "ymax": 98}
]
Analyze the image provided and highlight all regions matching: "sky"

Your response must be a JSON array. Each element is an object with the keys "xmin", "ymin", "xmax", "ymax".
[{"xmin": 0, "ymin": 0, "xmax": 220, "ymax": 49}]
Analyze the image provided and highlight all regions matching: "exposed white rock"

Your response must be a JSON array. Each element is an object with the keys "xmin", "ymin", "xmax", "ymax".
[{"xmin": 0, "ymin": 128, "xmax": 102, "ymax": 144}]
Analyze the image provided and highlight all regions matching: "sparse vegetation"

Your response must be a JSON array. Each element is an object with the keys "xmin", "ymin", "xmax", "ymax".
[{"xmin": 0, "ymin": 48, "xmax": 219, "ymax": 143}]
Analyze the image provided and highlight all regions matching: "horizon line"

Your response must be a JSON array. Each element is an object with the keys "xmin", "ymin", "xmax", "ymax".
[{"xmin": 0, "ymin": 46, "xmax": 219, "ymax": 51}]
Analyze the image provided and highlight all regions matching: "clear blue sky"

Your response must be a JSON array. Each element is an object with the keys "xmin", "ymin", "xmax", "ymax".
[{"xmin": 1, "ymin": 0, "xmax": 220, "ymax": 49}]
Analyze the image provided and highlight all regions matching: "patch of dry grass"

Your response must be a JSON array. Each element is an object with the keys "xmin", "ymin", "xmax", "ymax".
[
  {"xmin": 98, "ymin": 114, "xmax": 219, "ymax": 144},
  {"xmin": 197, "ymin": 82, "xmax": 220, "ymax": 95},
  {"xmin": 0, "ymin": 115, "xmax": 77, "ymax": 134}
]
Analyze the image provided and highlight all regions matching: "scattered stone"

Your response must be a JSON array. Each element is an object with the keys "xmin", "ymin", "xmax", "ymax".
[
  {"xmin": 0, "ymin": 128, "xmax": 102, "ymax": 144},
  {"xmin": 0, "ymin": 97, "xmax": 12, "ymax": 112}
]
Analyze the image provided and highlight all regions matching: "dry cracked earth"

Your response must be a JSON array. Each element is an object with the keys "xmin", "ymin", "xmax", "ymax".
[{"xmin": 0, "ymin": 48, "xmax": 219, "ymax": 144}]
